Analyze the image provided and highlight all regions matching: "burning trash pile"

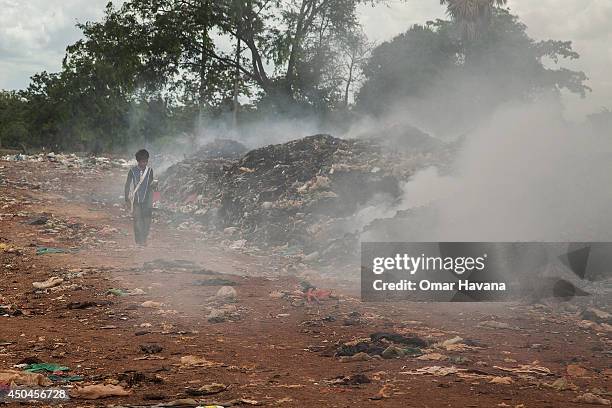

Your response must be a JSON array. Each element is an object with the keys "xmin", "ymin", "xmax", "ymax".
[
  {"xmin": 158, "ymin": 139, "xmax": 248, "ymax": 209},
  {"xmin": 158, "ymin": 134, "xmax": 447, "ymax": 256},
  {"xmin": 1, "ymin": 152, "xmax": 133, "ymax": 169}
]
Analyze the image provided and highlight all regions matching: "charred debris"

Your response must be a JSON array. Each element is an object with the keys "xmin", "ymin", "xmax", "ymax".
[{"xmin": 158, "ymin": 133, "xmax": 452, "ymax": 261}]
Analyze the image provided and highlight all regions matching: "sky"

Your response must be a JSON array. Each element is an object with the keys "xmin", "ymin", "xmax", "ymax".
[{"xmin": 1, "ymin": 0, "xmax": 610, "ymax": 120}]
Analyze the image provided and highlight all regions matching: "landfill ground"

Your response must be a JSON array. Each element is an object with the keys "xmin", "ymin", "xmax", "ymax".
[{"xmin": 0, "ymin": 158, "xmax": 610, "ymax": 408}]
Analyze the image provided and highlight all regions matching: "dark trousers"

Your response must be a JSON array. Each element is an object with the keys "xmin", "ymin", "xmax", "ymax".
[{"xmin": 133, "ymin": 203, "xmax": 152, "ymax": 244}]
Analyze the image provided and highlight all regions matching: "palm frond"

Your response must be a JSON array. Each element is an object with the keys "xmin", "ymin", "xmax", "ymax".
[{"xmin": 441, "ymin": 0, "xmax": 508, "ymax": 40}]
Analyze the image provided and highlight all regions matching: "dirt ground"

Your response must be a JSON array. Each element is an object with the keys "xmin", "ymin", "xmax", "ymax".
[{"xmin": 0, "ymin": 159, "xmax": 610, "ymax": 407}]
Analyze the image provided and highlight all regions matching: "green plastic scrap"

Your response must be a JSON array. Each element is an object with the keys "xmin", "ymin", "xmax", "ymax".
[
  {"xmin": 107, "ymin": 288, "xmax": 127, "ymax": 296},
  {"xmin": 25, "ymin": 363, "xmax": 69, "ymax": 373},
  {"xmin": 36, "ymin": 247, "xmax": 68, "ymax": 255},
  {"xmin": 47, "ymin": 374, "xmax": 84, "ymax": 382},
  {"xmin": 195, "ymin": 278, "xmax": 236, "ymax": 286}
]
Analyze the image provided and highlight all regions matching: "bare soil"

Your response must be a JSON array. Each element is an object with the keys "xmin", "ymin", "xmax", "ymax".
[{"xmin": 0, "ymin": 160, "xmax": 609, "ymax": 407}]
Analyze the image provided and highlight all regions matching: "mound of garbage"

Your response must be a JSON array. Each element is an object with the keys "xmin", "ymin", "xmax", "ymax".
[
  {"xmin": 1, "ymin": 152, "xmax": 133, "ymax": 169},
  {"xmin": 189, "ymin": 138, "xmax": 249, "ymax": 160},
  {"xmin": 158, "ymin": 134, "xmax": 448, "ymax": 253}
]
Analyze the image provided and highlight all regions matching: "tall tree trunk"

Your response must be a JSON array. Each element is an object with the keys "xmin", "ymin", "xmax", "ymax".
[
  {"xmin": 232, "ymin": 37, "xmax": 241, "ymax": 129},
  {"xmin": 284, "ymin": 0, "xmax": 309, "ymax": 100},
  {"xmin": 197, "ymin": 0, "xmax": 211, "ymax": 131},
  {"xmin": 198, "ymin": 43, "xmax": 207, "ymax": 130},
  {"xmin": 344, "ymin": 56, "xmax": 355, "ymax": 108},
  {"xmin": 232, "ymin": 1, "xmax": 242, "ymax": 129}
]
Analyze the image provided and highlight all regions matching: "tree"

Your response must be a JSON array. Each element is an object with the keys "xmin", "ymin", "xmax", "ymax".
[
  {"xmin": 0, "ymin": 91, "xmax": 28, "ymax": 149},
  {"xmin": 338, "ymin": 30, "xmax": 375, "ymax": 108},
  {"xmin": 357, "ymin": 22, "xmax": 459, "ymax": 115},
  {"xmin": 356, "ymin": 10, "xmax": 590, "ymax": 134},
  {"xmin": 440, "ymin": 0, "xmax": 507, "ymax": 40},
  {"xmin": 215, "ymin": 0, "xmax": 376, "ymax": 111}
]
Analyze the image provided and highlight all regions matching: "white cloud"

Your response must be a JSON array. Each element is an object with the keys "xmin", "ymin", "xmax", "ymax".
[
  {"xmin": 358, "ymin": 0, "xmax": 445, "ymax": 43},
  {"xmin": 0, "ymin": 0, "xmax": 119, "ymax": 89}
]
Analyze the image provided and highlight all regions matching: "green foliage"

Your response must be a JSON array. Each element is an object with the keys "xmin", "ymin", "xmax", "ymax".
[
  {"xmin": 357, "ymin": 9, "xmax": 590, "ymax": 122},
  {"xmin": 440, "ymin": 0, "xmax": 508, "ymax": 40},
  {"xmin": 0, "ymin": 2, "xmax": 593, "ymax": 151},
  {"xmin": 0, "ymin": 91, "xmax": 29, "ymax": 149},
  {"xmin": 358, "ymin": 23, "xmax": 459, "ymax": 115}
]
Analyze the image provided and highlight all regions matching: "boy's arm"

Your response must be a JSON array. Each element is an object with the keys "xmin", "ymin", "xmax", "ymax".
[{"xmin": 124, "ymin": 170, "xmax": 133, "ymax": 203}]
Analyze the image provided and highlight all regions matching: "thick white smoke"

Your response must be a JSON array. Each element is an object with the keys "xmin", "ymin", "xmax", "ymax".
[{"xmin": 386, "ymin": 98, "xmax": 612, "ymax": 242}]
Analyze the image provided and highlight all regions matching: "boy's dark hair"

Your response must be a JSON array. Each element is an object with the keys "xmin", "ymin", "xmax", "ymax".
[{"xmin": 135, "ymin": 149, "xmax": 149, "ymax": 161}]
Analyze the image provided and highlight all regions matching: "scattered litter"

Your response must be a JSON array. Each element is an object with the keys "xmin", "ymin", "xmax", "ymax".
[
  {"xmin": 582, "ymin": 308, "xmax": 612, "ymax": 324},
  {"xmin": 106, "ymin": 288, "xmax": 146, "ymax": 296},
  {"xmin": 567, "ymin": 364, "xmax": 588, "ymax": 377},
  {"xmin": 229, "ymin": 240, "xmax": 247, "ymax": 250},
  {"xmin": 159, "ymin": 398, "xmax": 200, "ymax": 406},
  {"xmin": 185, "ymin": 382, "xmax": 228, "ymax": 396},
  {"xmin": 544, "ymin": 377, "xmax": 578, "ymax": 391},
  {"xmin": 335, "ymin": 339, "xmax": 385, "ymax": 357},
  {"xmin": 195, "ymin": 278, "xmax": 236, "ymax": 286},
  {"xmin": 70, "ymin": 384, "xmax": 131, "ymax": 399},
  {"xmin": 479, "ymin": 320, "xmax": 511, "ymax": 329},
  {"xmin": 141, "ymin": 301, "xmax": 163, "ymax": 308},
  {"xmin": 401, "ymin": 366, "xmax": 463, "ymax": 376},
  {"xmin": 67, "ymin": 301, "xmax": 110, "ymax": 310},
  {"xmin": 493, "ymin": 361, "xmax": 553, "ymax": 376},
  {"xmin": 489, "ymin": 376, "xmax": 513, "ymax": 385},
  {"xmin": 574, "ymin": 393, "xmax": 611, "ymax": 406},
  {"xmin": 448, "ymin": 356, "xmax": 472, "ymax": 365},
  {"xmin": 140, "ymin": 344, "xmax": 164, "ymax": 354},
  {"xmin": 436, "ymin": 336, "xmax": 464, "ymax": 348},
  {"xmin": 48, "ymin": 374, "xmax": 84, "ymax": 382},
  {"xmin": 32, "ymin": 276, "xmax": 64, "ymax": 289},
  {"xmin": 24, "ymin": 363, "xmax": 69, "ymax": 373},
  {"xmin": 303, "ymin": 287, "xmax": 333, "ymax": 302},
  {"xmin": 117, "ymin": 370, "xmax": 164, "ymax": 386},
  {"xmin": 207, "ymin": 305, "xmax": 240, "ymax": 323},
  {"xmin": 134, "ymin": 355, "xmax": 166, "ymax": 361},
  {"xmin": 339, "ymin": 352, "xmax": 372, "ymax": 362},
  {"xmin": 324, "ymin": 373, "xmax": 371, "ymax": 386},
  {"xmin": 36, "ymin": 247, "xmax": 69, "ymax": 255},
  {"xmin": 269, "ymin": 290, "xmax": 284, "ymax": 299},
  {"xmin": 417, "ymin": 353, "xmax": 447, "ymax": 361},
  {"xmin": 142, "ymin": 259, "xmax": 198, "ymax": 270},
  {"xmin": 381, "ymin": 345, "xmax": 422, "ymax": 359},
  {"xmin": 0, "ymin": 305, "xmax": 23, "ymax": 317},
  {"xmin": 180, "ymin": 355, "xmax": 221, "ymax": 368},
  {"xmin": 107, "ymin": 288, "xmax": 127, "ymax": 296},
  {"xmin": 370, "ymin": 332, "xmax": 428, "ymax": 348},
  {"xmin": 214, "ymin": 286, "xmax": 237, "ymax": 301},
  {"xmin": 371, "ymin": 383, "xmax": 394, "ymax": 400},
  {"xmin": 0, "ymin": 369, "xmax": 52, "ymax": 386},
  {"xmin": 28, "ymin": 216, "xmax": 49, "ymax": 225}
]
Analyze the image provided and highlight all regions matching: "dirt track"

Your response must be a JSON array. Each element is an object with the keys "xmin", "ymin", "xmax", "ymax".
[{"xmin": 0, "ymin": 159, "xmax": 610, "ymax": 407}]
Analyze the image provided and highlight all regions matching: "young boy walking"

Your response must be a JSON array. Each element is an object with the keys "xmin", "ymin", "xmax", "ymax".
[{"xmin": 124, "ymin": 149, "xmax": 154, "ymax": 246}]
